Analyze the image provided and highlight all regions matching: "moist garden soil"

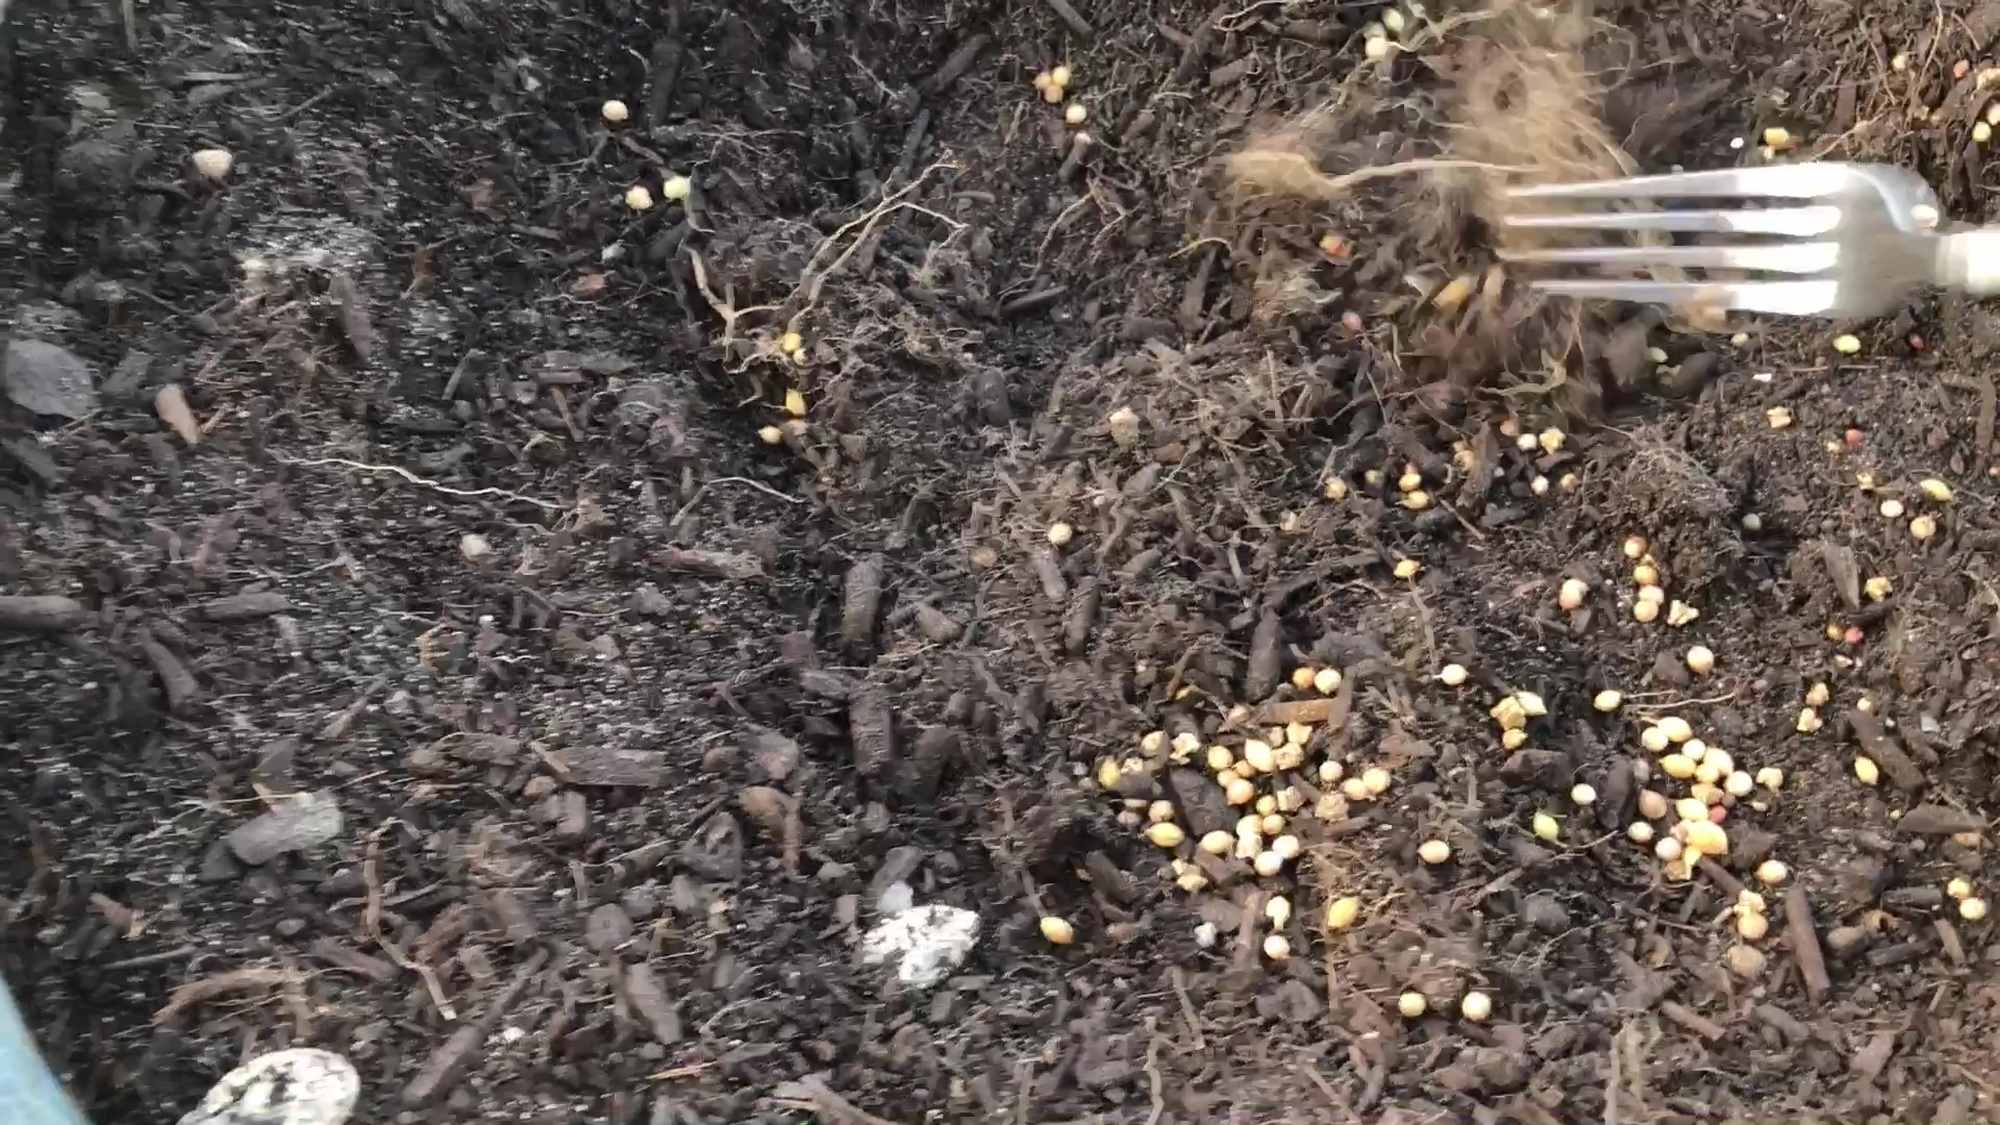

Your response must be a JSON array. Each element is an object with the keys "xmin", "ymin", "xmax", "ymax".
[{"xmin": 4, "ymin": 0, "xmax": 2000, "ymax": 1122}]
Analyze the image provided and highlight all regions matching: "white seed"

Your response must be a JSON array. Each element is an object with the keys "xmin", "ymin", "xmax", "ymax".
[
  {"xmin": 1242, "ymin": 740, "xmax": 1277, "ymax": 774},
  {"xmin": 1317, "ymin": 759, "xmax": 1343, "ymax": 784},
  {"xmin": 1255, "ymin": 795, "xmax": 1277, "ymax": 816},
  {"xmin": 1638, "ymin": 583, "xmax": 1667, "ymax": 604},
  {"xmin": 1206, "ymin": 746, "xmax": 1234, "ymax": 773},
  {"xmin": 1340, "ymin": 777, "xmax": 1370, "ymax": 802},
  {"xmin": 1725, "ymin": 770, "xmax": 1754, "ymax": 798},
  {"xmin": 1397, "ymin": 991, "xmax": 1428, "ymax": 1018},
  {"xmin": 1314, "ymin": 667, "xmax": 1344, "ymax": 694},
  {"xmin": 1755, "ymin": 860, "xmax": 1788, "ymax": 886},
  {"xmin": 1962, "ymin": 897, "xmax": 1989, "ymax": 921},
  {"xmin": 1879, "ymin": 498, "xmax": 1905, "ymax": 519},
  {"xmin": 1517, "ymin": 692, "xmax": 1548, "ymax": 718},
  {"xmin": 1806, "ymin": 682, "xmax": 1831, "ymax": 707},
  {"xmin": 1593, "ymin": 690, "xmax": 1623, "ymax": 713},
  {"xmin": 1532, "ymin": 812, "xmax": 1559, "ymax": 841},
  {"xmin": 1949, "ymin": 877, "xmax": 1973, "ymax": 900},
  {"xmin": 1558, "ymin": 577, "xmax": 1590, "ymax": 611},
  {"xmin": 1911, "ymin": 514, "xmax": 1938, "ymax": 541},
  {"xmin": 1273, "ymin": 743, "xmax": 1305, "ymax": 771},
  {"xmin": 1199, "ymin": 830, "xmax": 1233, "ymax": 856},
  {"xmin": 1637, "ymin": 790, "xmax": 1669, "ymax": 819},
  {"xmin": 1766, "ymin": 406, "xmax": 1793, "ymax": 430},
  {"xmin": 1984, "ymin": 122, "xmax": 1999, "ymax": 145},
  {"xmin": 1640, "ymin": 726, "xmax": 1670, "ymax": 753},
  {"xmin": 1145, "ymin": 822, "xmax": 1186, "ymax": 848},
  {"xmin": 1398, "ymin": 470, "xmax": 1424, "ymax": 493},
  {"xmin": 1754, "ymin": 766, "xmax": 1785, "ymax": 790},
  {"xmin": 1654, "ymin": 717, "xmax": 1691, "ymax": 743},
  {"xmin": 1796, "ymin": 707, "xmax": 1823, "ymax": 734},
  {"xmin": 758, "ymin": 424, "xmax": 785, "ymax": 445},
  {"xmin": 1262, "ymin": 933, "xmax": 1292, "ymax": 960},
  {"xmin": 661, "ymin": 174, "xmax": 691, "ymax": 202},
  {"xmin": 1362, "ymin": 767, "xmax": 1392, "ymax": 795},
  {"xmin": 1050, "ymin": 64, "xmax": 1073, "ymax": 87},
  {"xmin": 1682, "ymin": 739, "xmax": 1708, "ymax": 763},
  {"xmin": 1382, "ymin": 7, "xmax": 1408, "ymax": 33},
  {"xmin": 1695, "ymin": 760, "xmax": 1722, "ymax": 786},
  {"xmin": 1864, "ymin": 575, "xmax": 1893, "ymax": 601},
  {"xmin": 601, "ymin": 99, "xmax": 630, "ymax": 124},
  {"xmin": 1271, "ymin": 834, "xmax": 1301, "ymax": 860},
  {"xmin": 1854, "ymin": 756, "xmax": 1880, "ymax": 785},
  {"xmin": 1064, "ymin": 102, "xmax": 1088, "ymax": 126},
  {"xmin": 1284, "ymin": 722, "xmax": 1312, "ymax": 747},
  {"xmin": 1148, "ymin": 800, "xmax": 1175, "ymax": 823},
  {"xmin": 192, "ymin": 147, "xmax": 234, "ymax": 181},
  {"xmin": 1363, "ymin": 35, "xmax": 1393, "ymax": 60},
  {"xmin": 1175, "ymin": 870, "xmax": 1209, "ymax": 893},
  {"xmin": 1040, "ymin": 916, "xmax": 1076, "ymax": 945},
  {"xmin": 1654, "ymin": 836, "xmax": 1683, "ymax": 862},
  {"xmin": 1832, "ymin": 333, "xmax": 1862, "ymax": 355},
  {"xmin": 1460, "ymin": 990, "xmax": 1493, "ymax": 1022},
  {"xmin": 1047, "ymin": 521, "xmax": 1075, "ymax": 546},
  {"xmin": 625, "ymin": 185, "xmax": 655, "ymax": 211},
  {"xmin": 1225, "ymin": 777, "xmax": 1256, "ymax": 805},
  {"xmin": 1253, "ymin": 850, "xmax": 1285, "ymax": 877},
  {"xmin": 1266, "ymin": 895, "xmax": 1293, "ymax": 928},
  {"xmin": 1438, "ymin": 663, "xmax": 1469, "ymax": 687},
  {"xmin": 1628, "ymin": 822, "xmax": 1655, "ymax": 844},
  {"xmin": 1623, "ymin": 535, "xmax": 1648, "ymax": 560},
  {"xmin": 1570, "ymin": 783, "xmax": 1597, "ymax": 806},
  {"xmin": 1418, "ymin": 839, "xmax": 1452, "ymax": 864},
  {"xmin": 1685, "ymin": 645, "xmax": 1716, "ymax": 675}
]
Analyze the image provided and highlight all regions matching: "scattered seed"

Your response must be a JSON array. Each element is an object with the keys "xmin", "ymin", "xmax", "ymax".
[
  {"xmin": 1194, "ymin": 921, "xmax": 1217, "ymax": 947},
  {"xmin": 1438, "ymin": 663, "xmax": 1469, "ymax": 687},
  {"xmin": 758, "ymin": 424, "xmax": 785, "ymax": 445},
  {"xmin": 1685, "ymin": 821, "xmax": 1729, "ymax": 856},
  {"xmin": 1637, "ymin": 790, "xmax": 1669, "ymax": 819},
  {"xmin": 1832, "ymin": 334, "xmax": 1862, "ymax": 355},
  {"xmin": 1144, "ymin": 822, "xmax": 1185, "ymax": 848},
  {"xmin": 1854, "ymin": 756, "xmax": 1880, "ymax": 785},
  {"xmin": 1397, "ymin": 991, "xmax": 1428, "ymax": 1018},
  {"xmin": 1633, "ymin": 599, "xmax": 1660, "ymax": 623},
  {"xmin": 1418, "ymin": 839, "xmax": 1452, "ymax": 864},
  {"xmin": 192, "ymin": 147, "xmax": 234, "ymax": 181},
  {"xmin": 1327, "ymin": 896, "xmax": 1361, "ymax": 930},
  {"xmin": 1685, "ymin": 646, "xmax": 1716, "ymax": 676},
  {"xmin": 1314, "ymin": 668, "xmax": 1343, "ymax": 694},
  {"xmin": 1766, "ymin": 406, "xmax": 1793, "ymax": 429},
  {"xmin": 1755, "ymin": 860, "xmax": 1788, "ymax": 885},
  {"xmin": 1532, "ymin": 812, "xmax": 1559, "ymax": 842},
  {"xmin": 662, "ymin": 175, "xmax": 691, "ymax": 202},
  {"xmin": 1754, "ymin": 766, "xmax": 1785, "ymax": 790},
  {"xmin": 625, "ymin": 185, "xmax": 655, "ymax": 211},
  {"xmin": 1363, "ymin": 35, "xmax": 1393, "ymax": 60},
  {"xmin": 1655, "ymin": 836, "xmax": 1683, "ymax": 862},
  {"xmin": 1949, "ymin": 877, "xmax": 1973, "ymax": 900},
  {"xmin": 1252, "ymin": 850, "xmax": 1285, "ymax": 877},
  {"xmin": 1047, "ymin": 522, "xmax": 1074, "ymax": 546},
  {"xmin": 1628, "ymin": 822, "xmax": 1655, "ymax": 844},
  {"xmin": 1911, "ymin": 515, "xmax": 1938, "ymax": 541},
  {"xmin": 1040, "ymin": 916, "xmax": 1076, "ymax": 945},
  {"xmin": 1262, "ymin": 933, "xmax": 1291, "ymax": 960},
  {"xmin": 1460, "ymin": 990, "xmax": 1493, "ymax": 1022},
  {"xmin": 1962, "ymin": 897, "xmax": 1989, "ymax": 921},
  {"xmin": 1737, "ymin": 912, "xmax": 1769, "ymax": 941},
  {"xmin": 1393, "ymin": 558, "xmax": 1421, "ymax": 580},
  {"xmin": 1266, "ymin": 896, "xmax": 1292, "ymax": 929},
  {"xmin": 1558, "ymin": 577, "xmax": 1590, "ymax": 611},
  {"xmin": 1362, "ymin": 767, "xmax": 1392, "ymax": 795},
  {"xmin": 601, "ymin": 99, "xmax": 630, "ymax": 124},
  {"xmin": 1538, "ymin": 428, "xmax": 1566, "ymax": 455}
]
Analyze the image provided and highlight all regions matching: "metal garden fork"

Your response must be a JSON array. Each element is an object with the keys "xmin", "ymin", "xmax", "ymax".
[{"xmin": 1496, "ymin": 162, "xmax": 2000, "ymax": 318}]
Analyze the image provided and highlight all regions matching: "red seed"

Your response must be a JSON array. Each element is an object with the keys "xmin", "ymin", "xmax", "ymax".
[
  {"xmin": 1907, "ymin": 333, "xmax": 1926, "ymax": 352},
  {"xmin": 1956, "ymin": 59, "xmax": 1972, "ymax": 79},
  {"xmin": 1843, "ymin": 626, "xmax": 1865, "ymax": 646},
  {"xmin": 1844, "ymin": 428, "xmax": 1864, "ymax": 449},
  {"xmin": 1709, "ymin": 804, "xmax": 1728, "ymax": 824}
]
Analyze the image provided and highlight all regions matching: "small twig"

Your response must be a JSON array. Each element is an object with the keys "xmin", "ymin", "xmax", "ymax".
[
  {"xmin": 669, "ymin": 475, "xmax": 805, "ymax": 529},
  {"xmin": 1142, "ymin": 1033, "xmax": 1166, "ymax": 1125},
  {"xmin": 273, "ymin": 454, "xmax": 560, "ymax": 510},
  {"xmin": 365, "ymin": 832, "xmax": 458, "ymax": 1021},
  {"xmin": 1168, "ymin": 968, "xmax": 1205, "ymax": 1050}
]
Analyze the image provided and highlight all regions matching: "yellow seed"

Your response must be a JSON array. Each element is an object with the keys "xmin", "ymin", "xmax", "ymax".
[
  {"xmin": 1291, "ymin": 666, "xmax": 1317, "ymax": 691},
  {"xmin": 1657, "ymin": 717, "xmax": 1693, "ymax": 743},
  {"xmin": 1460, "ymin": 990, "xmax": 1493, "ymax": 1022},
  {"xmin": 661, "ymin": 175, "xmax": 691, "ymax": 202},
  {"xmin": 1225, "ymin": 777, "xmax": 1256, "ymax": 805},
  {"xmin": 1633, "ymin": 599, "xmax": 1659, "ymax": 623},
  {"xmin": 1593, "ymin": 690, "xmax": 1623, "ymax": 713},
  {"xmin": 1199, "ymin": 830, "xmax": 1233, "ymax": 855},
  {"xmin": 1623, "ymin": 535, "xmax": 1648, "ymax": 560},
  {"xmin": 1675, "ymin": 797, "xmax": 1709, "ymax": 823},
  {"xmin": 1640, "ymin": 726, "xmax": 1670, "ymax": 753},
  {"xmin": 1661, "ymin": 754, "xmax": 1697, "ymax": 780},
  {"xmin": 1558, "ymin": 578, "xmax": 1589, "ymax": 610},
  {"xmin": 1050, "ymin": 64, "xmax": 1073, "ymax": 87},
  {"xmin": 1686, "ymin": 820, "xmax": 1729, "ymax": 857},
  {"xmin": 1040, "ymin": 916, "xmax": 1075, "ymax": 945},
  {"xmin": 1419, "ymin": 839, "xmax": 1451, "ymax": 864},
  {"xmin": 1737, "ymin": 912, "xmax": 1769, "ymax": 941},
  {"xmin": 1402, "ymin": 490, "xmax": 1432, "ymax": 511},
  {"xmin": 1243, "ymin": 740, "xmax": 1277, "ymax": 773},
  {"xmin": 1864, "ymin": 576, "xmax": 1893, "ymax": 601},
  {"xmin": 1806, "ymin": 682, "xmax": 1831, "ymax": 707},
  {"xmin": 1832, "ymin": 333, "xmax": 1862, "ymax": 355},
  {"xmin": 1500, "ymin": 728, "xmax": 1528, "ymax": 750},
  {"xmin": 1633, "ymin": 563, "xmax": 1659, "ymax": 586},
  {"xmin": 1755, "ymin": 766, "xmax": 1785, "ymax": 790},
  {"xmin": 1911, "ymin": 515, "xmax": 1938, "ymax": 541},
  {"xmin": 1755, "ymin": 860, "xmax": 1788, "ymax": 885},
  {"xmin": 757, "ymin": 424, "xmax": 785, "ymax": 445},
  {"xmin": 1962, "ymin": 897, "xmax": 1989, "ymax": 921},
  {"xmin": 1532, "ymin": 812, "xmax": 1559, "ymax": 841},
  {"xmin": 625, "ymin": 184, "xmax": 655, "ymax": 211},
  {"xmin": 1393, "ymin": 558, "xmax": 1421, "ymax": 580},
  {"xmin": 1397, "ymin": 991, "xmax": 1428, "ymax": 1018},
  {"xmin": 1144, "ymin": 822, "xmax": 1185, "ymax": 848},
  {"xmin": 1047, "ymin": 521, "xmax": 1074, "ymax": 546},
  {"xmin": 1762, "ymin": 126, "xmax": 1792, "ymax": 149},
  {"xmin": 1327, "ymin": 896, "xmax": 1361, "ymax": 930},
  {"xmin": 1362, "ymin": 767, "xmax": 1392, "ymax": 795},
  {"xmin": 1766, "ymin": 406, "xmax": 1793, "ymax": 430},
  {"xmin": 1920, "ymin": 478, "xmax": 1954, "ymax": 502},
  {"xmin": 1854, "ymin": 756, "xmax": 1880, "ymax": 785},
  {"xmin": 1949, "ymin": 877, "xmax": 1974, "ymax": 900},
  {"xmin": 1398, "ymin": 470, "xmax": 1423, "ymax": 493}
]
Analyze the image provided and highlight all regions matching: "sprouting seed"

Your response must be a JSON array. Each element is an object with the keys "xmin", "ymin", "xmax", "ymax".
[{"xmin": 1266, "ymin": 895, "xmax": 1293, "ymax": 928}]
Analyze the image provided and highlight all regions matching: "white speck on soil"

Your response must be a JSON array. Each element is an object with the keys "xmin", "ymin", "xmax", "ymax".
[{"xmin": 860, "ymin": 904, "xmax": 980, "ymax": 989}]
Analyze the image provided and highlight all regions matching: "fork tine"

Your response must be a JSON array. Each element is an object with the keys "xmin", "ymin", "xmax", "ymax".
[
  {"xmin": 1524, "ymin": 278, "xmax": 1840, "ymax": 316},
  {"xmin": 1502, "ymin": 204, "xmax": 1842, "ymax": 237},
  {"xmin": 1500, "ymin": 241, "xmax": 1841, "ymax": 275},
  {"xmin": 1506, "ymin": 164, "xmax": 1851, "ymax": 201}
]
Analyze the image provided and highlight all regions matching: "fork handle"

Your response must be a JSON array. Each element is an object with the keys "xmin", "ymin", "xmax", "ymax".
[{"xmin": 1937, "ymin": 230, "xmax": 2000, "ymax": 297}]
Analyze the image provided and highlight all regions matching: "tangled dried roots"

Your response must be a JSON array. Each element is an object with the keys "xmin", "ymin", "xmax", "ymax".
[{"xmin": 1221, "ymin": 0, "xmax": 1639, "ymax": 421}]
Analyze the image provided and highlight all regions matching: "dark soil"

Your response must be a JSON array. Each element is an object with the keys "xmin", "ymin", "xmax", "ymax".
[{"xmin": 5, "ymin": 0, "xmax": 2000, "ymax": 1122}]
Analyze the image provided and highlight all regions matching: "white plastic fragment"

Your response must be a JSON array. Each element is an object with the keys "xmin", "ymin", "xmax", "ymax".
[
  {"xmin": 860, "ymin": 904, "xmax": 982, "ymax": 989},
  {"xmin": 177, "ymin": 1048, "xmax": 360, "ymax": 1125}
]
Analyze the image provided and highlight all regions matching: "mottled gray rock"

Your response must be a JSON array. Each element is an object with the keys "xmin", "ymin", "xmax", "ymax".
[
  {"xmin": 225, "ymin": 791, "xmax": 343, "ymax": 864},
  {"xmin": 4, "ymin": 340, "xmax": 97, "ymax": 418}
]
